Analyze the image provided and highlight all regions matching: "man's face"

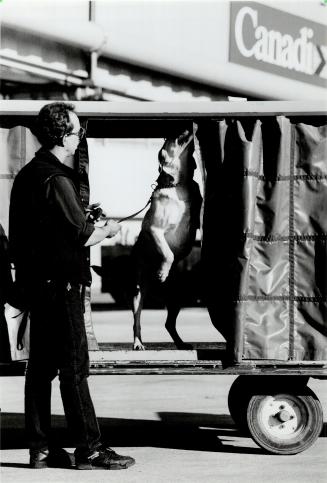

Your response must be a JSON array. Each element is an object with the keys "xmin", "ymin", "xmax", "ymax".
[{"xmin": 63, "ymin": 111, "xmax": 81, "ymax": 155}]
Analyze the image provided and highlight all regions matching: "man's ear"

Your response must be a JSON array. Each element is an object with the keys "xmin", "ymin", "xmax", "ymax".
[{"xmin": 61, "ymin": 134, "xmax": 69, "ymax": 149}]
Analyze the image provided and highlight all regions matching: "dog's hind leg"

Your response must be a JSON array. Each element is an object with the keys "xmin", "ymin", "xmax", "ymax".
[
  {"xmin": 165, "ymin": 301, "xmax": 193, "ymax": 350},
  {"xmin": 132, "ymin": 283, "xmax": 146, "ymax": 350},
  {"xmin": 165, "ymin": 278, "xmax": 193, "ymax": 350}
]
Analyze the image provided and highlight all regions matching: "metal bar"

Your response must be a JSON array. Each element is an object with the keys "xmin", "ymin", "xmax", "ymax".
[
  {"xmin": 88, "ymin": 366, "xmax": 327, "ymax": 376},
  {"xmin": 0, "ymin": 100, "xmax": 326, "ymax": 117},
  {"xmin": 89, "ymin": 351, "xmax": 327, "ymax": 366},
  {"xmin": 1, "ymin": 359, "xmax": 326, "ymax": 377},
  {"xmin": 0, "ymin": 54, "xmax": 88, "ymax": 81},
  {"xmin": 98, "ymin": 342, "xmax": 226, "ymax": 350}
]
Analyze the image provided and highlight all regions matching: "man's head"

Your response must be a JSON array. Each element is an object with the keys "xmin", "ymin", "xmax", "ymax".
[{"xmin": 35, "ymin": 102, "xmax": 84, "ymax": 155}]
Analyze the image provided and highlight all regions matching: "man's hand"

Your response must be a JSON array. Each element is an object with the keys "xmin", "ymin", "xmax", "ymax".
[
  {"xmin": 86, "ymin": 203, "xmax": 104, "ymax": 222},
  {"xmin": 104, "ymin": 219, "xmax": 121, "ymax": 238},
  {"xmin": 84, "ymin": 219, "xmax": 121, "ymax": 247}
]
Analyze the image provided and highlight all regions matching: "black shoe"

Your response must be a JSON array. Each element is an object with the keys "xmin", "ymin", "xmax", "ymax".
[
  {"xmin": 75, "ymin": 446, "xmax": 135, "ymax": 470},
  {"xmin": 30, "ymin": 448, "xmax": 49, "ymax": 469},
  {"xmin": 29, "ymin": 448, "xmax": 73, "ymax": 469}
]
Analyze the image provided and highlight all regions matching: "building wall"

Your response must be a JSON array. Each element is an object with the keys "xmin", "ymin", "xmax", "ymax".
[
  {"xmin": 94, "ymin": 0, "xmax": 327, "ymax": 99},
  {"xmin": 1, "ymin": 1, "xmax": 326, "ymax": 101}
]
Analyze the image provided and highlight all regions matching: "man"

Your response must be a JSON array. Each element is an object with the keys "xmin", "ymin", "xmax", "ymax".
[{"xmin": 9, "ymin": 102, "xmax": 135, "ymax": 470}]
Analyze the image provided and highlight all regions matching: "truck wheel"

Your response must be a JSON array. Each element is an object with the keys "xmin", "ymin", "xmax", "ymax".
[
  {"xmin": 247, "ymin": 387, "xmax": 323, "ymax": 455},
  {"xmin": 228, "ymin": 376, "xmax": 256, "ymax": 432}
]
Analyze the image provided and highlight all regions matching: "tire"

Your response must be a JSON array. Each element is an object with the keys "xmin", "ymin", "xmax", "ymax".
[
  {"xmin": 228, "ymin": 376, "xmax": 257, "ymax": 432},
  {"xmin": 247, "ymin": 387, "xmax": 324, "ymax": 455}
]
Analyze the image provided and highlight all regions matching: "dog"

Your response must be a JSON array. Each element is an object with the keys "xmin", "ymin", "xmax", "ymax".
[{"xmin": 131, "ymin": 129, "xmax": 202, "ymax": 350}]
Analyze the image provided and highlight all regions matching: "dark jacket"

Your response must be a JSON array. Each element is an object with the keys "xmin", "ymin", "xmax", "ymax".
[{"xmin": 9, "ymin": 149, "xmax": 94, "ymax": 287}]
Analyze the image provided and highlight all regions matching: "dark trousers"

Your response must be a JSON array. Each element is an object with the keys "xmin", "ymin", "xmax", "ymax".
[{"xmin": 25, "ymin": 281, "xmax": 101, "ymax": 456}]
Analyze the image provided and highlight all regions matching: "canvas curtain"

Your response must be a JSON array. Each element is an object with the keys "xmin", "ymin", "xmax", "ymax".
[{"xmin": 196, "ymin": 116, "xmax": 327, "ymax": 362}]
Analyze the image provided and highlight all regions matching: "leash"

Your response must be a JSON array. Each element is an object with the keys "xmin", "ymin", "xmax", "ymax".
[
  {"xmin": 117, "ymin": 193, "xmax": 154, "ymax": 223},
  {"xmin": 96, "ymin": 182, "xmax": 158, "ymax": 224}
]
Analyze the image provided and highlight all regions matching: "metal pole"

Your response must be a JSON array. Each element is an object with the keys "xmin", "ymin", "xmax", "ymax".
[
  {"xmin": 88, "ymin": 1, "xmax": 97, "ymax": 87},
  {"xmin": 89, "ymin": 0, "xmax": 96, "ymax": 22}
]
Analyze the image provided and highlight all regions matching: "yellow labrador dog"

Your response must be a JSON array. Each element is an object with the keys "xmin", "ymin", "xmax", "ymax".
[{"xmin": 132, "ymin": 130, "xmax": 202, "ymax": 350}]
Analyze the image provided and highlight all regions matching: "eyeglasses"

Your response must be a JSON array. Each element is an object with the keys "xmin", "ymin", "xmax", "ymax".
[{"xmin": 66, "ymin": 127, "xmax": 86, "ymax": 140}]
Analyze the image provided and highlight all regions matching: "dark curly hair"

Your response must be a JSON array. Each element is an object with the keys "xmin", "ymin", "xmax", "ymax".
[{"xmin": 35, "ymin": 102, "xmax": 76, "ymax": 149}]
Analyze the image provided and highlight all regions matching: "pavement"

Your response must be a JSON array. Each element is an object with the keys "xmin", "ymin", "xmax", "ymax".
[{"xmin": 1, "ymin": 308, "xmax": 327, "ymax": 483}]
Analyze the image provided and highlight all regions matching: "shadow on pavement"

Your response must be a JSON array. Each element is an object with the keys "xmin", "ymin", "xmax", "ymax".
[
  {"xmin": 1, "ymin": 411, "xmax": 326, "ymax": 460},
  {"xmin": 1, "ymin": 412, "xmax": 261, "ymax": 454}
]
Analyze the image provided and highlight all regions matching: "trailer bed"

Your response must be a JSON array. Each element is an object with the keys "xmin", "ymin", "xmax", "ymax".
[{"xmin": 1, "ymin": 342, "xmax": 326, "ymax": 377}]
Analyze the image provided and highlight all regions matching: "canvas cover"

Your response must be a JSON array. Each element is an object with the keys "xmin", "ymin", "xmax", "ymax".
[{"xmin": 197, "ymin": 116, "xmax": 327, "ymax": 362}]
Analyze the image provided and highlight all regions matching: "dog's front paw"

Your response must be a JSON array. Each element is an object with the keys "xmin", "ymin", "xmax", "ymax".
[
  {"xmin": 157, "ymin": 262, "xmax": 172, "ymax": 282},
  {"xmin": 133, "ymin": 337, "xmax": 145, "ymax": 351}
]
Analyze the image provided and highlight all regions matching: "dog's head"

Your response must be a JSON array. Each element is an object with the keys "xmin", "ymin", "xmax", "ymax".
[{"xmin": 157, "ymin": 130, "xmax": 196, "ymax": 186}]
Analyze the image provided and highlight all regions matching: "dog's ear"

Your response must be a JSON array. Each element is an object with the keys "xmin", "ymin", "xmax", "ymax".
[
  {"xmin": 159, "ymin": 149, "xmax": 169, "ymax": 164},
  {"xmin": 178, "ymin": 130, "xmax": 192, "ymax": 146}
]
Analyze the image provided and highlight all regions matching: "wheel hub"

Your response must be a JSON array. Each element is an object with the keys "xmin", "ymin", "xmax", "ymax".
[
  {"xmin": 277, "ymin": 409, "xmax": 291, "ymax": 422},
  {"xmin": 259, "ymin": 395, "xmax": 306, "ymax": 440}
]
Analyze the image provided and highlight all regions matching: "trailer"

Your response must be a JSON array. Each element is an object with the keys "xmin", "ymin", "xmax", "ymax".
[{"xmin": 0, "ymin": 100, "xmax": 326, "ymax": 456}]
